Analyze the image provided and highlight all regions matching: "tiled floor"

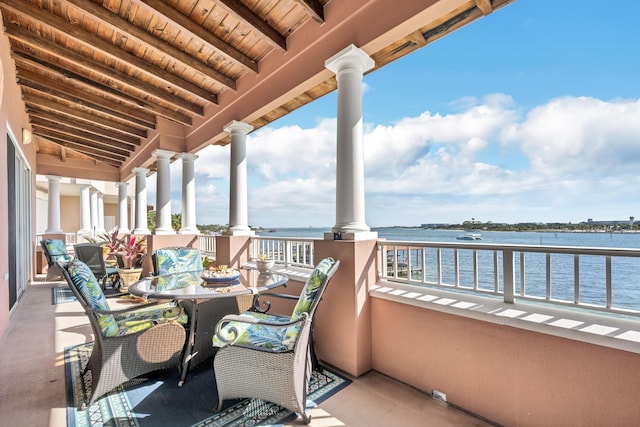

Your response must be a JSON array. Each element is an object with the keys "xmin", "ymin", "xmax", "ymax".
[{"xmin": 0, "ymin": 276, "xmax": 494, "ymax": 427}]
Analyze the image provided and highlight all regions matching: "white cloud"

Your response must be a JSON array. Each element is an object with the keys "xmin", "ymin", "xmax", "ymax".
[{"xmin": 183, "ymin": 94, "xmax": 640, "ymax": 226}]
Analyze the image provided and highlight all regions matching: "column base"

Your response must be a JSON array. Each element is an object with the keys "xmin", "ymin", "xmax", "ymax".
[
  {"xmin": 178, "ymin": 228, "xmax": 200, "ymax": 234},
  {"xmin": 154, "ymin": 228, "xmax": 176, "ymax": 235},
  {"xmin": 222, "ymin": 229, "xmax": 255, "ymax": 236},
  {"xmin": 133, "ymin": 228, "xmax": 151, "ymax": 235},
  {"xmin": 324, "ymin": 230, "xmax": 378, "ymax": 241}
]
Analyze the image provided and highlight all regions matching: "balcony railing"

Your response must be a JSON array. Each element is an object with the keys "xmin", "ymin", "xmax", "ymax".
[
  {"xmin": 379, "ymin": 240, "xmax": 640, "ymax": 317},
  {"xmin": 198, "ymin": 234, "xmax": 217, "ymax": 259},
  {"xmin": 250, "ymin": 236, "xmax": 317, "ymax": 268}
]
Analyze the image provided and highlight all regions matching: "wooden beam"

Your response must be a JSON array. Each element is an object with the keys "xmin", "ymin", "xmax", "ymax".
[
  {"xmin": 61, "ymin": 0, "xmax": 236, "ymax": 90},
  {"xmin": 25, "ymin": 100, "xmax": 136, "ymax": 154},
  {"xmin": 136, "ymin": 0, "xmax": 259, "ymax": 72},
  {"xmin": 292, "ymin": 0, "xmax": 324, "ymax": 23},
  {"xmin": 0, "ymin": 0, "xmax": 217, "ymax": 103},
  {"xmin": 29, "ymin": 109, "xmax": 140, "ymax": 146},
  {"xmin": 13, "ymin": 58, "xmax": 193, "ymax": 126},
  {"xmin": 33, "ymin": 133, "xmax": 125, "ymax": 167},
  {"xmin": 474, "ymin": 0, "xmax": 494, "ymax": 15},
  {"xmin": 15, "ymin": 68, "xmax": 156, "ymax": 129},
  {"xmin": 215, "ymin": 0, "xmax": 287, "ymax": 52},
  {"xmin": 25, "ymin": 104, "xmax": 137, "ymax": 152},
  {"xmin": 6, "ymin": 25, "xmax": 205, "ymax": 116}
]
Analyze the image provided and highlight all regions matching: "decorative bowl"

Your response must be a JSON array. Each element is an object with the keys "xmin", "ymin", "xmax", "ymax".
[{"xmin": 201, "ymin": 269, "xmax": 240, "ymax": 284}]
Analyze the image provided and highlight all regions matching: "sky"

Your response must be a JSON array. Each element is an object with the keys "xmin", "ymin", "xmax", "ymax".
[{"xmin": 149, "ymin": 0, "xmax": 640, "ymax": 228}]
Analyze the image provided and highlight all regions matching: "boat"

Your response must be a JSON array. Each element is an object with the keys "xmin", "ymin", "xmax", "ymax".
[{"xmin": 456, "ymin": 233, "xmax": 483, "ymax": 240}]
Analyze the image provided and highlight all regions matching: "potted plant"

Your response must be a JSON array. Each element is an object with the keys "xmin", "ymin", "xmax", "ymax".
[
  {"xmin": 256, "ymin": 253, "xmax": 275, "ymax": 273},
  {"xmin": 114, "ymin": 234, "xmax": 147, "ymax": 291}
]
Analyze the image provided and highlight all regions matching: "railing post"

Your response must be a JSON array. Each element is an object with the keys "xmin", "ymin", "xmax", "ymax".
[{"xmin": 503, "ymin": 249, "xmax": 515, "ymax": 303}]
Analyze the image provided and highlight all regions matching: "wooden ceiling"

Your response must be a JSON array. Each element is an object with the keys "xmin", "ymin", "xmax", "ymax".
[{"xmin": 0, "ymin": 0, "xmax": 513, "ymax": 177}]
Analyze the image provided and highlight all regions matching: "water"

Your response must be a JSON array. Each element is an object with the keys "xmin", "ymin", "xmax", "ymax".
[{"xmin": 258, "ymin": 227, "xmax": 640, "ymax": 312}]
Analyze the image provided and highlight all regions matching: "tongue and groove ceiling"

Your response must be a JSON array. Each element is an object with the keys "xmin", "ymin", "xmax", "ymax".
[{"xmin": 0, "ymin": 0, "xmax": 512, "ymax": 179}]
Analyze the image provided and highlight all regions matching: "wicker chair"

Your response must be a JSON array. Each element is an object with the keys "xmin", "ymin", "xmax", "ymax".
[
  {"xmin": 74, "ymin": 243, "xmax": 120, "ymax": 290},
  {"xmin": 40, "ymin": 239, "xmax": 72, "ymax": 280},
  {"xmin": 212, "ymin": 257, "xmax": 340, "ymax": 424},
  {"xmin": 152, "ymin": 246, "xmax": 203, "ymax": 275},
  {"xmin": 60, "ymin": 259, "xmax": 188, "ymax": 407}
]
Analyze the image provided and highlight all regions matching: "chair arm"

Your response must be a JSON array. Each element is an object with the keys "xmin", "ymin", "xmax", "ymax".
[{"xmin": 252, "ymin": 291, "xmax": 296, "ymax": 313}]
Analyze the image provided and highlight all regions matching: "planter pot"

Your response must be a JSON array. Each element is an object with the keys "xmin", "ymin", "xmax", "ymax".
[
  {"xmin": 117, "ymin": 268, "xmax": 143, "ymax": 292},
  {"xmin": 256, "ymin": 259, "xmax": 275, "ymax": 274}
]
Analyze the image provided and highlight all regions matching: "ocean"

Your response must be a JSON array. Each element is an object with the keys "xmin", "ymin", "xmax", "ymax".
[{"xmin": 257, "ymin": 227, "xmax": 640, "ymax": 312}]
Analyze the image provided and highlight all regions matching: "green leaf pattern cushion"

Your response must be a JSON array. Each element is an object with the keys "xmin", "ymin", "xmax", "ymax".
[
  {"xmin": 111, "ymin": 302, "xmax": 188, "ymax": 336},
  {"xmin": 213, "ymin": 312, "xmax": 300, "ymax": 351},
  {"xmin": 291, "ymin": 257, "xmax": 335, "ymax": 320},
  {"xmin": 67, "ymin": 259, "xmax": 188, "ymax": 337},
  {"xmin": 44, "ymin": 239, "xmax": 72, "ymax": 262},
  {"xmin": 213, "ymin": 257, "xmax": 335, "ymax": 351},
  {"xmin": 67, "ymin": 259, "xmax": 118, "ymax": 337},
  {"xmin": 155, "ymin": 247, "xmax": 203, "ymax": 275}
]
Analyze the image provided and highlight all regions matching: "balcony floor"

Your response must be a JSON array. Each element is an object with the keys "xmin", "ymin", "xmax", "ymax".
[{"xmin": 0, "ymin": 276, "xmax": 494, "ymax": 427}]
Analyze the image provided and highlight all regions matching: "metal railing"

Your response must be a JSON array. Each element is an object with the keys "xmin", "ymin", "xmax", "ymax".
[
  {"xmin": 251, "ymin": 236, "xmax": 317, "ymax": 268},
  {"xmin": 379, "ymin": 240, "xmax": 640, "ymax": 317}
]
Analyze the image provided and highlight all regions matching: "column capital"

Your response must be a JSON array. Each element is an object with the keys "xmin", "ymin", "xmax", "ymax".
[
  {"xmin": 325, "ymin": 44, "xmax": 375, "ymax": 75},
  {"xmin": 224, "ymin": 120, "xmax": 253, "ymax": 135},
  {"xmin": 178, "ymin": 152, "xmax": 199, "ymax": 162},
  {"xmin": 46, "ymin": 175, "xmax": 62, "ymax": 182},
  {"xmin": 116, "ymin": 182, "xmax": 129, "ymax": 188},
  {"xmin": 152, "ymin": 149, "xmax": 174, "ymax": 159},
  {"xmin": 132, "ymin": 167, "xmax": 149, "ymax": 176}
]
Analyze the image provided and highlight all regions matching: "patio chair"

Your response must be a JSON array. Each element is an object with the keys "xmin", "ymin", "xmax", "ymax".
[
  {"xmin": 60, "ymin": 259, "xmax": 189, "ymax": 407},
  {"xmin": 212, "ymin": 257, "xmax": 340, "ymax": 424},
  {"xmin": 152, "ymin": 246, "xmax": 203, "ymax": 275},
  {"xmin": 74, "ymin": 243, "xmax": 120, "ymax": 290},
  {"xmin": 40, "ymin": 239, "xmax": 72, "ymax": 281}
]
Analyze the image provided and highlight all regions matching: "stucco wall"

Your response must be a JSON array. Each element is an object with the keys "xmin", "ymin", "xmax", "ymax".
[
  {"xmin": 0, "ymin": 20, "xmax": 37, "ymax": 340},
  {"xmin": 371, "ymin": 298, "xmax": 640, "ymax": 426}
]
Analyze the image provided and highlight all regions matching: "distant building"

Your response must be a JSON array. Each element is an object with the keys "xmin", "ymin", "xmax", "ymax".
[{"xmin": 585, "ymin": 218, "xmax": 636, "ymax": 226}]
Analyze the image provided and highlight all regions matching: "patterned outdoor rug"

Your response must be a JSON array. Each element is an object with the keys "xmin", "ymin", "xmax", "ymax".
[
  {"xmin": 65, "ymin": 343, "xmax": 351, "ymax": 426},
  {"xmin": 52, "ymin": 287, "xmax": 76, "ymax": 305}
]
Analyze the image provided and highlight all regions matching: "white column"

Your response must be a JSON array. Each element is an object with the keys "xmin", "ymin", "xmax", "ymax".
[
  {"xmin": 325, "ymin": 45, "xmax": 377, "ymax": 240},
  {"xmin": 90, "ymin": 189, "xmax": 99, "ymax": 235},
  {"xmin": 132, "ymin": 167, "xmax": 150, "ymax": 234},
  {"xmin": 97, "ymin": 193, "xmax": 105, "ymax": 232},
  {"xmin": 129, "ymin": 196, "xmax": 136, "ymax": 233},
  {"xmin": 44, "ymin": 175, "xmax": 63, "ymax": 233},
  {"xmin": 179, "ymin": 153, "xmax": 199, "ymax": 234},
  {"xmin": 116, "ymin": 182, "xmax": 129, "ymax": 232},
  {"xmin": 78, "ymin": 184, "xmax": 92, "ymax": 235},
  {"xmin": 223, "ymin": 121, "xmax": 254, "ymax": 236},
  {"xmin": 153, "ymin": 149, "xmax": 175, "ymax": 235}
]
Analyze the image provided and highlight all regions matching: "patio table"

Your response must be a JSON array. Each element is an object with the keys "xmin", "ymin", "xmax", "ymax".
[{"xmin": 128, "ymin": 269, "xmax": 288, "ymax": 385}]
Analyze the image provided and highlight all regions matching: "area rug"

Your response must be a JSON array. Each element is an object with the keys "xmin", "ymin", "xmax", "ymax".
[
  {"xmin": 65, "ymin": 343, "xmax": 351, "ymax": 426},
  {"xmin": 52, "ymin": 287, "xmax": 76, "ymax": 305}
]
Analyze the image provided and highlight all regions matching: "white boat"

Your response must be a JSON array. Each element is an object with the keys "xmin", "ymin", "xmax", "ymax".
[{"xmin": 456, "ymin": 233, "xmax": 483, "ymax": 240}]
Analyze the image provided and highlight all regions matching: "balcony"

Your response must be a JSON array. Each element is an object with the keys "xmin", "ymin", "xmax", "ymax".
[{"xmin": 3, "ymin": 236, "xmax": 639, "ymax": 426}]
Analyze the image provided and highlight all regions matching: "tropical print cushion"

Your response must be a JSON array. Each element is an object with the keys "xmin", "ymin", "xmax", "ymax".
[
  {"xmin": 67, "ymin": 259, "xmax": 188, "ymax": 337},
  {"xmin": 213, "ymin": 312, "xmax": 301, "ymax": 352},
  {"xmin": 291, "ymin": 257, "xmax": 335, "ymax": 320},
  {"xmin": 155, "ymin": 247, "xmax": 203, "ymax": 275},
  {"xmin": 66, "ymin": 259, "xmax": 118, "ymax": 337},
  {"xmin": 43, "ymin": 239, "xmax": 72, "ymax": 262},
  {"xmin": 111, "ymin": 302, "xmax": 188, "ymax": 336}
]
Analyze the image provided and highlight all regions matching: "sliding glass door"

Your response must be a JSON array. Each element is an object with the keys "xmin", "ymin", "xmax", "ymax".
[{"xmin": 6, "ymin": 133, "xmax": 32, "ymax": 310}]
